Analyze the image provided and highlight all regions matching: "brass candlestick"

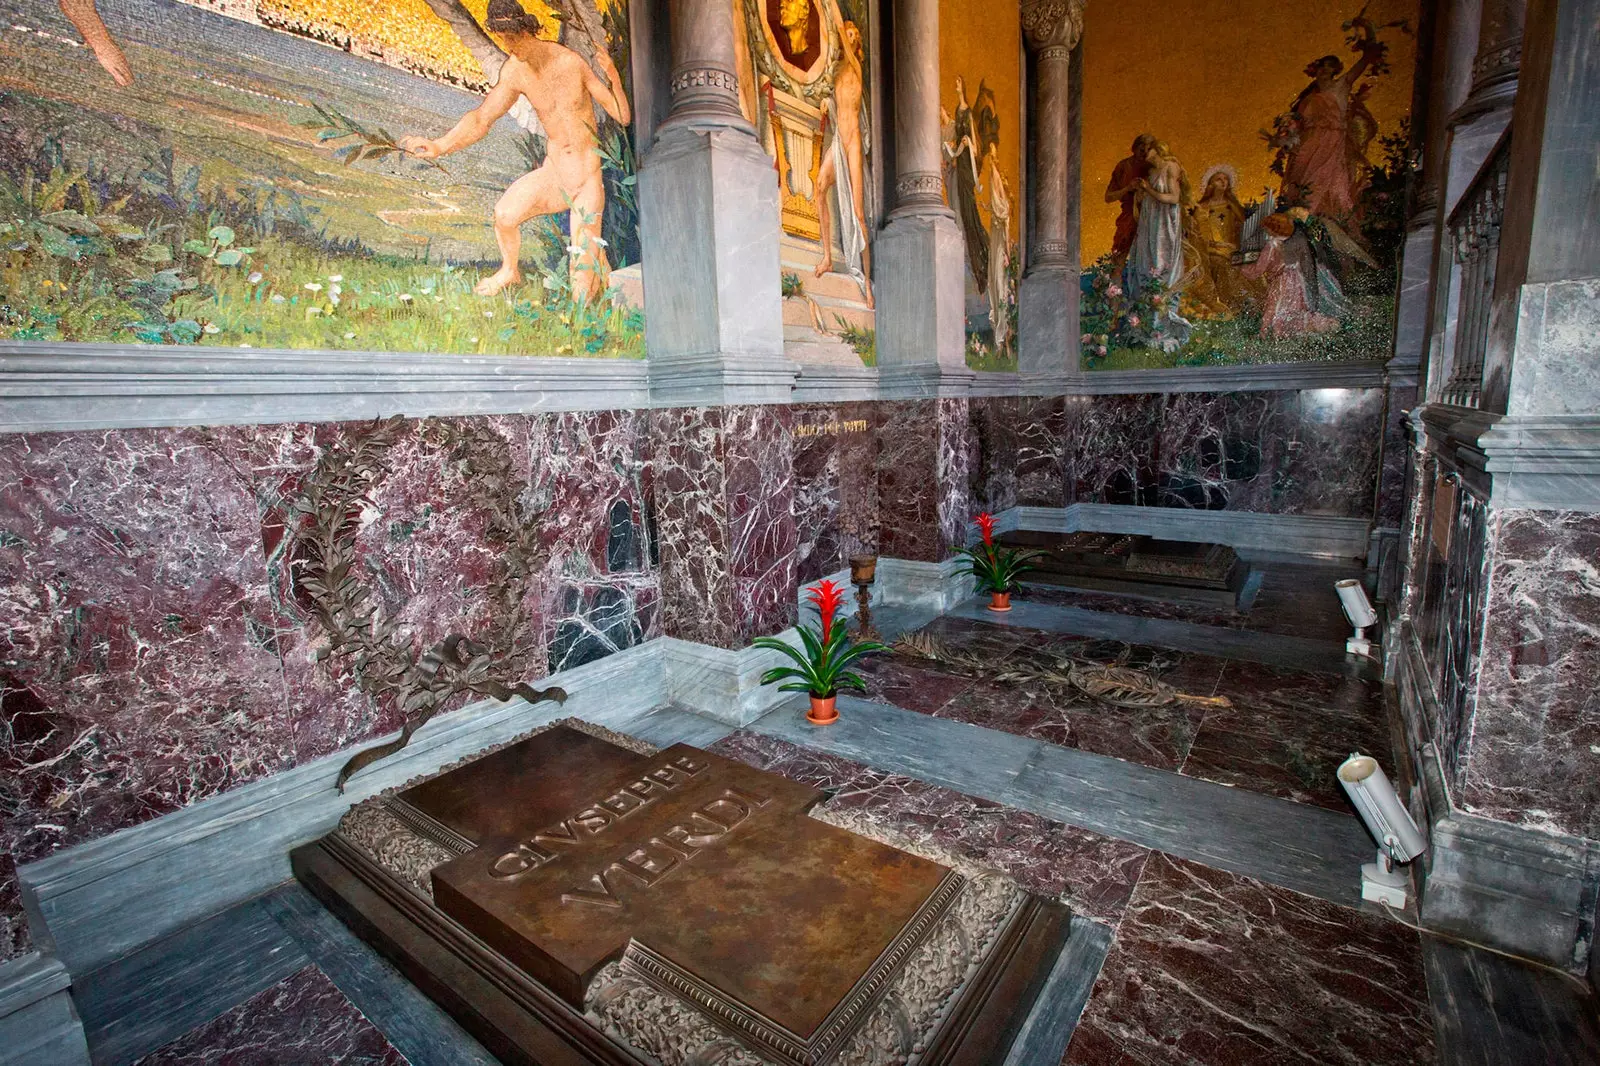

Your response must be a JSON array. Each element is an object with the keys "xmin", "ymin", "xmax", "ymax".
[{"xmin": 849, "ymin": 554, "xmax": 879, "ymax": 641}]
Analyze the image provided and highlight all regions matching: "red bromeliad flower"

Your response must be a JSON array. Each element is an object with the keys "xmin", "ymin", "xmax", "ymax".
[
  {"xmin": 808, "ymin": 578, "xmax": 846, "ymax": 645},
  {"xmin": 976, "ymin": 512, "xmax": 995, "ymax": 546}
]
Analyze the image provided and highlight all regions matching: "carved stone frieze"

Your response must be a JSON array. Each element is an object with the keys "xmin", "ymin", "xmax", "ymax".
[{"xmin": 1021, "ymin": 0, "xmax": 1085, "ymax": 54}]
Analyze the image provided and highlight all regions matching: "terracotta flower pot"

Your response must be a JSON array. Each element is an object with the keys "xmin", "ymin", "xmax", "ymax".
[
  {"xmin": 988, "ymin": 591, "xmax": 1012, "ymax": 612},
  {"xmin": 807, "ymin": 693, "xmax": 839, "ymax": 725}
]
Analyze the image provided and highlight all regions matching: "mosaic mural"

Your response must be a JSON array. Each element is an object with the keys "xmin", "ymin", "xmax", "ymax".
[
  {"xmin": 1079, "ymin": 0, "xmax": 1418, "ymax": 369},
  {"xmin": 733, "ymin": 0, "xmax": 876, "ymax": 362},
  {"xmin": 0, "ymin": 0, "xmax": 643, "ymax": 355},
  {"xmin": 940, "ymin": 0, "xmax": 1022, "ymax": 370}
]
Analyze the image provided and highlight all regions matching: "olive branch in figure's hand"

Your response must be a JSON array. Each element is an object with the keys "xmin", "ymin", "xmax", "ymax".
[{"xmin": 299, "ymin": 103, "xmax": 449, "ymax": 175}]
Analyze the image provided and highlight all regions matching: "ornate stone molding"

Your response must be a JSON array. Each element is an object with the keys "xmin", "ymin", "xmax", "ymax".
[
  {"xmin": 670, "ymin": 66, "xmax": 741, "ymax": 96},
  {"xmin": 894, "ymin": 170, "xmax": 946, "ymax": 206},
  {"xmin": 1021, "ymin": 0, "xmax": 1085, "ymax": 54},
  {"xmin": 1032, "ymin": 238, "xmax": 1073, "ymax": 264}
]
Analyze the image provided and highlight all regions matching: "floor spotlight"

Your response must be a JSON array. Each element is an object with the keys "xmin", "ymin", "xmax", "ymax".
[
  {"xmin": 1338, "ymin": 753, "xmax": 1426, "ymax": 907},
  {"xmin": 1335, "ymin": 578, "xmax": 1378, "ymax": 658}
]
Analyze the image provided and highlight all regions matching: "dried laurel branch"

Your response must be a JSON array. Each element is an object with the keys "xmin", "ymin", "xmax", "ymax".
[{"xmin": 292, "ymin": 416, "xmax": 567, "ymax": 792}]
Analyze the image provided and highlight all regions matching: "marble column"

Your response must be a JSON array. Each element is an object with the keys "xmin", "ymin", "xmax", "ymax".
[
  {"xmin": 874, "ymin": 0, "xmax": 972, "ymax": 398},
  {"xmin": 1017, "ymin": 0, "xmax": 1085, "ymax": 386},
  {"xmin": 638, "ymin": 0, "xmax": 793, "ymax": 405}
]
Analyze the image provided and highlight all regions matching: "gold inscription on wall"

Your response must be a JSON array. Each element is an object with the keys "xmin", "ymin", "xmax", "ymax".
[{"xmin": 795, "ymin": 419, "xmax": 869, "ymax": 439}]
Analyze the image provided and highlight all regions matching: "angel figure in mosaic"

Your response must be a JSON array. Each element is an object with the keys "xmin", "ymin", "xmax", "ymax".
[{"xmin": 811, "ymin": 13, "xmax": 873, "ymax": 308}]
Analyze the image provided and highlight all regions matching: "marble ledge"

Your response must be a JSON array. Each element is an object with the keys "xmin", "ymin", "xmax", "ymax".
[
  {"xmin": 0, "ymin": 342, "xmax": 652, "ymax": 432},
  {"xmin": 1070, "ymin": 359, "xmax": 1390, "ymax": 395},
  {"xmin": 5, "ymin": 342, "xmax": 1409, "ymax": 433},
  {"xmin": 1415, "ymin": 406, "xmax": 1600, "ymax": 511},
  {"xmin": 0, "ymin": 952, "xmax": 88, "ymax": 1066},
  {"xmin": 998, "ymin": 503, "xmax": 1374, "ymax": 561}
]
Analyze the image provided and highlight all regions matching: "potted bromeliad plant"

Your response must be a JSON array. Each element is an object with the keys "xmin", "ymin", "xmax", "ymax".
[
  {"xmin": 955, "ymin": 512, "xmax": 1047, "ymax": 612},
  {"xmin": 754, "ymin": 578, "xmax": 887, "ymax": 725}
]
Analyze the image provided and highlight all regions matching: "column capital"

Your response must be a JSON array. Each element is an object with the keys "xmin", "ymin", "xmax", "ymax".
[{"xmin": 1021, "ymin": 0, "xmax": 1085, "ymax": 56}]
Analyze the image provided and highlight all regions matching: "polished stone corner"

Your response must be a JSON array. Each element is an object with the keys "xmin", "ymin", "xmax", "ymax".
[{"xmin": 0, "ymin": 953, "xmax": 89, "ymax": 1066}]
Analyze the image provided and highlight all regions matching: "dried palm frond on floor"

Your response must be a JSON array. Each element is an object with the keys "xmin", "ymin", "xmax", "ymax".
[
  {"xmin": 1068, "ymin": 664, "xmax": 1232, "ymax": 709},
  {"xmin": 891, "ymin": 631, "xmax": 991, "ymax": 674},
  {"xmin": 994, "ymin": 655, "xmax": 1231, "ymax": 709}
]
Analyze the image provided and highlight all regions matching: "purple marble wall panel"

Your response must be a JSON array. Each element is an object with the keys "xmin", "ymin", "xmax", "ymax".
[
  {"xmin": 791, "ymin": 404, "xmax": 880, "ymax": 586},
  {"xmin": 1431, "ymin": 488, "xmax": 1492, "ymax": 793},
  {"xmin": 649, "ymin": 407, "xmax": 735, "ymax": 647},
  {"xmin": 877, "ymin": 401, "xmax": 945, "ymax": 562},
  {"xmin": 968, "ymin": 398, "xmax": 1020, "ymax": 515},
  {"xmin": 1377, "ymin": 385, "xmax": 1418, "ymax": 528},
  {"xmin": 245, "ymin": 416, "xmax": 558, "ymax": 764},
  {"xmin": 1459, "ymin": 511, "xmax": 1600, "ymax": 840},
  {"xmin": 724, "ymin": 406, "xmax": 798, "ymax": 639},
  {"xmin": 530, "ymin": 411, "xmax": 658, "ymax": 673},
  {"xmin": 136, "ymin": 965, "xmax": 408, "ymax": 1065},
  {"xmin": 0, "ymin": 430, "xmax": 293, "ymax": 960},
  {"xmin": 0, "ymin": 412, "xmax": 661, "ymax": 961},
  {"xmin": 937, "ymin": 398, "xmax": 974, "ymax": 554},
  {"xmin": 1063, "ymin": 394, "xmax": 1161, "ymax": 506},
  {"xmin": 1063, "ymin": 389, "xmax": 1384, "ymax": 517},
  {"xmin": 1014, "ymin": 396, "xmax": 1068, "ymax": 507},
  {"xmin": 836, "ymin": 402, "xmax": 882, "ymax": 562},
  {"xmin": 650, "ymin": 406, "xmax": 797, "ymax": 647}
]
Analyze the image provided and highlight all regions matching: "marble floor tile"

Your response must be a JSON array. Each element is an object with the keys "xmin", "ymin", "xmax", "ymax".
[
  {"xmin": 1180, "ymin": 661, "xmax": 1394, "ymax": 811},
  {"xmin": 851, "ymin": 656, "xmax": 976, "ymax": 715},
  {"xmin": 910, "ymin": 613, "xmax": 1034, "ymax": 660},
  {"xmin": 932, "ymin": 676, "xmax": 1201, "ymax": 772},
  {"xmin": 134, "ymin": 965, "xmax": 409, "ymax": 1066},
  {"xmin": 751, "ymin": 696, "xmax": 1374, "ymax": 906},
  {"xmin": 75, "ymin": 897, "xmax": 309, "ymax": 1066},
  {"xmin": 709, "ymin": 731, "xmax": 1151, "ymax": 924},
  {"xmin": 1065, "ymin": 853, "xmax": 1435, "ymax": 1066}
]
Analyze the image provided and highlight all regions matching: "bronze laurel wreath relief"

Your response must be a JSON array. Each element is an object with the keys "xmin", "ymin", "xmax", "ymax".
[{"xmin": 291, "ymin": 415, "xmax": 567, "ymax": 792}]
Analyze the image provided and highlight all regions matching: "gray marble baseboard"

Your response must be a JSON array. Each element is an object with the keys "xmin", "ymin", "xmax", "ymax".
[
  {"xmin": 0, "ymin": 953, "xmax": 89, "ymax": 1066},
  {"xmin": 995, "ymin": 503, "xmax": 1374, "ymax": 560},
  {"xmin": 1396, "ymin": 629, "xmax": 1600, "ymax": 974},
  {"xmin": 875, "ymin": 556, "xmax": 976, "ymax": 612},
  {"xmin": 1002, "ymin": 915, "xmax": 1112, "ymax": 1066}
]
